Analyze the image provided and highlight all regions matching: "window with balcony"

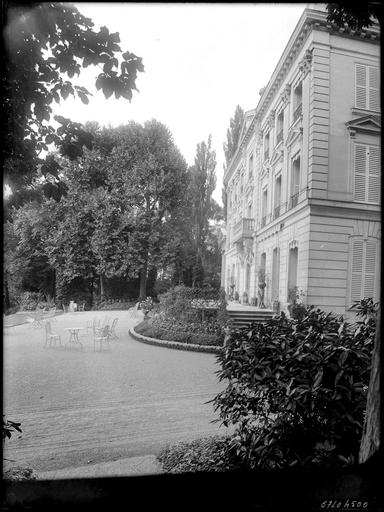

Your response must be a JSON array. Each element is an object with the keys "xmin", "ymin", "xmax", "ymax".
[
  {"xmin": 264, "ymin": 131, "xmax": 270, "ymax": 161},
  {"xmin": 354, "ymin": 143, "xmax": 380, "ymax": 204},
  {"xmin": 293, "ymin": 82, "xmax": 302, "ymax": 122},
  {"xmin": 261, "ymin": 188, "xmax": 268, "ymax": 227},
  {"xmin": 290, "ymin": 156, "xmax": 300, "ymax": 208},
  {"xmin": 274, "ymin": 175, "xmax": 282, "ymax": 219},
  {"xmin": 355, "ymin": 64, "xmax": 380, "ymax": 112},
  {"xmin": 276, "ymin": 110, "xmax": 284, "ymax": 145}
]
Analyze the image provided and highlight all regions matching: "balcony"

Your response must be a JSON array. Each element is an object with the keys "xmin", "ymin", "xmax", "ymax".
[
  {"xmin": 276, "ymin": 130, "xmax": 283, "ymax": 145},
  {"xmin": 293, "ymin": 103, "xmax": 302, "ymax": 123},
  {"xmin": 289, "ymin": 192, "xmax": 299, "ymax": 209},
  {"xmin": 232, "ymin": 218, "xmax": 254, "ymax": 244},
  {"xmin": 273, "ymin": 205, "xmax": 281, "ymax": 219}
]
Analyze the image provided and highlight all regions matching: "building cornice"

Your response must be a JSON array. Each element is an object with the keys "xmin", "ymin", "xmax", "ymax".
[
  {"xmin": 255, "ymin": 8, "xmax": 380, "ymax": 128},
  {"xmin": 223, "ymin": 7, "xmax": 380, "ymax": 188}
]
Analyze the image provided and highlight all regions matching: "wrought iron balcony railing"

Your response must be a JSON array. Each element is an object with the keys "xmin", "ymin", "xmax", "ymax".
[
  {"xmin": 289, "ymin": 192, "xmax": 299, "ymax": 209},
  {"xmin": 274, "ymin": 205, "xmax": 281, "ymax": 219},
  {"xmin": 232, "ymin": 217, "xmax": 255, "ymax": 243},
  {"xmin": 293, "ymin": 103, "xmax": 302, "ymax": 123},
  {"xmin": 260, "ymin": 215, "xmax": 267, "ymax": 228}
]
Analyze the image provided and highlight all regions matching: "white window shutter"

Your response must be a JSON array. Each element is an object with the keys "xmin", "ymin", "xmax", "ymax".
[
  {"xmin": 368, "ymin": 146, "xmax": 380, "ymax": 204},
  {"xmin": 354, "ymin": 144, "xmax": 367, "ymax": 202},
  {"xmin": 351, "ymin": 238, "xmax": 364, "ymax": 303},
  {"xmin": 364, "ymin": 240, "xmax": 377, "ymax": 298},
  {"xmin": 355, "ymin": 64, "xmax": 367, "ymax": 109},
  {"xmin": 368, "ymin": 66, "xmax": 380, "ymax": 112}
]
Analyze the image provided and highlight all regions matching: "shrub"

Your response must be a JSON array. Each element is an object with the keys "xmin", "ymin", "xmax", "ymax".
[
  {"xmin": 151, "ymin": 285, "xmax": 230, "ymax": 345},
  {"xmin": 158, "ymin": 436, "xmax": 244, "ymax": 473},
  {"xmin": 3, "ymin": 466, "xmax": 37, "ymax": 481},
  {"xmin": 17, "ymin": 291, "xmax": 43, "ymax": 311},
  {"xmin": 212, "ymin": 300, "xmax": 376, "ymax": 470}
]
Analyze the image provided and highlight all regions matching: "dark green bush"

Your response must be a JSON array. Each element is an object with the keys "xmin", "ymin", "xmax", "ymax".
[{"xmin": 212, "ymin": 299, "xmax": 377, "ymax": 470}]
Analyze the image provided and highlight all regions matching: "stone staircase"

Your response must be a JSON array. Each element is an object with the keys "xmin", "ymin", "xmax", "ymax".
[{"xmin": 227, "ymin": 307, "xmax": 274, "ymax": 329}]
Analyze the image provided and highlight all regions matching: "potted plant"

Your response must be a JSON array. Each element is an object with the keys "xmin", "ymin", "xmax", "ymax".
[
  {"xmin": 257, "ymin": 269, "xmax": 266, "ymax": 309},
  {"xmin": 242, "ymin": 292, "xmax": 249, "ymax": 304},
  {"xmin": 250, "ymin": 296, "xmax": 257, "ymax": 306},
  {"xmin": 234, "ymin": 291, "xmax": 239, "ymax": 302}
]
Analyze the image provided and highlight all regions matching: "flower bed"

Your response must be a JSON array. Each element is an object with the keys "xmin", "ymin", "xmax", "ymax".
[{"xmin": 134, "ymin": 319, "xmax": 223, "ymax": 347}]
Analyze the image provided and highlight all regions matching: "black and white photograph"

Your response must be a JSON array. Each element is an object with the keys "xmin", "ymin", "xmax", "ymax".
[{"xmin": 2, "ymin": 2, "xmax": 381, "ymax": 510}]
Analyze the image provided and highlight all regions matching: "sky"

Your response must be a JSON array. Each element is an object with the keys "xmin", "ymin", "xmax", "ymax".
[{"xmin": 52, "ymin": 3, "xmax": 307, "ymax": 203}]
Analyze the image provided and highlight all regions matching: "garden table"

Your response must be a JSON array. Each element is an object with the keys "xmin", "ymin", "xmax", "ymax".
[{"xmin": 64, "ymin": 327, "xmax": 84, "ymax": 349}]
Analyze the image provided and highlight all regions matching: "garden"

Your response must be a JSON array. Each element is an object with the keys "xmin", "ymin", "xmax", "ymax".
[
  {"xmin": 134, "ymin": 285, "xmax": 231, "ymax": 348},
  {"xmin": 155, "ymin": 298, "xmax": 379, "ymax": 473}
]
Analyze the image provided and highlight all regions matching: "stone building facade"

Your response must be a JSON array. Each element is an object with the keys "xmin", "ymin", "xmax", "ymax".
[{"xmin": 222, "ymin": 5, "xmax": 380, "ymax": 316}]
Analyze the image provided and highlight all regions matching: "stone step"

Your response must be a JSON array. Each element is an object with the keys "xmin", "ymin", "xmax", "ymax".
[{"xmin": 227, "ymin": 309, "xmax": 274, "ymax": 328}]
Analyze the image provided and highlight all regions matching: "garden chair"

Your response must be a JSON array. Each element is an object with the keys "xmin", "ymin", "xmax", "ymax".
[
  {"xmin": 109, "ymin": 318, "xmax": 119, "ymax": 340},
  {"xmin": 47, "ymin": 306, "xmax": 57, "ymax": 322},
  {"xmin": 101, "ymin": 316, "xmax": 111, "ymax": 328},
  {"xmin": 28, "ymin": 308, "xmax": 44, "ymax": 328},
  {"xmin": 78, "ymin": 303, "xmax": 85, "ymax": 312},
  {"xmin": 44, "ymin": 321, "xmax": 62, "ymax": 348},
  {"xmin": 93, "ymin": 325, "xmax": 111, "ymax": 352}
]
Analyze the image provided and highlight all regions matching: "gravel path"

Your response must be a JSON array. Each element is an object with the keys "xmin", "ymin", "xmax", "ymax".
[{"xmin": 3, "ymin": 310, "xmax": 228, "ymax": 476}]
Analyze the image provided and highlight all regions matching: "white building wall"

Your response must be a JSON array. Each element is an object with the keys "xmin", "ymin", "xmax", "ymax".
[{"xmin": 222, "ymin": 7, "xmax": 380, "ymax": 316}]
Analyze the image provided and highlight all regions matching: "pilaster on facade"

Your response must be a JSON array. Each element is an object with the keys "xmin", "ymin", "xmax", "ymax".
[{"xmin": 308, "ymin": 35, "xmax": 331, "ymax": 200}]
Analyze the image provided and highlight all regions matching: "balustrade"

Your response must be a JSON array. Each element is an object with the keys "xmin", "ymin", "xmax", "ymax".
[{"xmin": 293, "ymin": 103, "xmax": 302, "ymax": 122}]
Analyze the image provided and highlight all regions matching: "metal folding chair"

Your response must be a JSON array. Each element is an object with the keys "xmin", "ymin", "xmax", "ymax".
[
  {"xmin": 93, "ymin": 325, "xmax": 111, "ymax": 351},
  {"xmin": 109, "ymin": 318, "xmax": 119, "ymax": 340},
  {"xmin": 44, "ymin": 321, "xmax": 62, "ymax": 348}
]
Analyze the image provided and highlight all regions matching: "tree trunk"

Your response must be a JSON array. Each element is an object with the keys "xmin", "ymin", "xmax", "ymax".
[
  {"xmin": 359, "ymin": 311, "xmax": 381, "ymax": 463},
  {"xmin": 52, "ymin": 269, "xmax": 56, "ymax": 301},
  {"xmin": 139, "ymin": 256, "xmax": 148, "ymax": 301},
  {"xmin": 100, "ymin": 274, "xmax": 105, "ymax": 300},
  {"xmin": 90, "ymin": 276, "xmax": 94, "ymax": 307},
  {"xmin": 4, "ymin": 276, "xmax": 11, "ymax": 310}
]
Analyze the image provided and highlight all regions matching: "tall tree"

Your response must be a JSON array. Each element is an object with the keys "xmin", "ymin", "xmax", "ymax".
[
  {"xmin": 6, "ymin": 200, "xmax": 57, "ymax": 301},
  {"xmin": 106, "ymin": 120, "xmax": 188, "ymax": 299},
  {"xmin": 2, "ymin": 2, "xmax": 144, "ymax": 196},
  {"xmin": 223, "ymin": 105, "xmax": 244, "ymax": 167},
  {"xmin": 189, "ymin": 135, "xmax": 217, "ymax": 287}
]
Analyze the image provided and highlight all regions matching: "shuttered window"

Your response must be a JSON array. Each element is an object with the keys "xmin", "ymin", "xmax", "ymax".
[
  {"xmin": 350, "ymin": 237, "xmax": 378, "ymax": 304},
  {"xmin": 354, "ymin": 144, "xmax": 380, "ymax": 204},
  {"xmin": 355, "ymin": 64, "xmax": 380, "ymax": 111}
]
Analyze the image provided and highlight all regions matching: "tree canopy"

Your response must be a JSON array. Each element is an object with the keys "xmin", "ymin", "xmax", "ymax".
[
  {"xmin": 326, "ymin": 3, "xmax": 383, "ymax": 29},
  {"xmin": 2, "ymin": 2, "xmax": 144, "ymax": 196},
  {"xmin": 223, "ymin": 105, "xmax": 244, "ymax": 168}
]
